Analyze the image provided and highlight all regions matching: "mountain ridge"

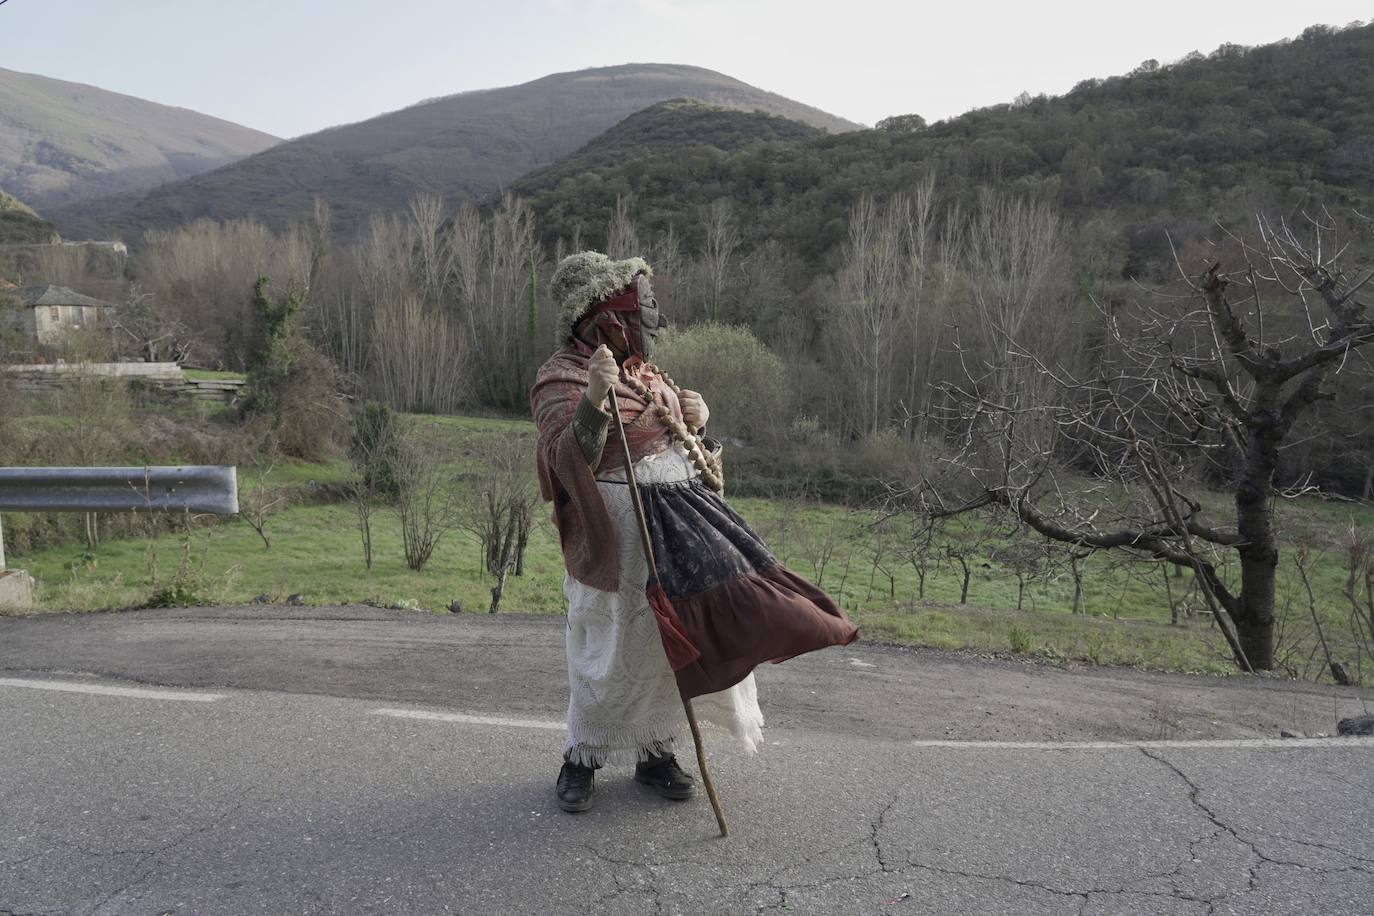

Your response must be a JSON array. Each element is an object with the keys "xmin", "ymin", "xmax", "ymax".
[
  {"xmin": 0, "ymin": 67, "xmax": 280, "ymax": 212},
  {"xmin": 48, "ymin": 63, "xmax": 859, "ymax": 241}
]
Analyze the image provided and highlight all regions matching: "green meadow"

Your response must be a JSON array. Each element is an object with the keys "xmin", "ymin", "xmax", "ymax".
[{"xmin": 8, "ymin": 414, "xmax": 1372, "ymax": 684}]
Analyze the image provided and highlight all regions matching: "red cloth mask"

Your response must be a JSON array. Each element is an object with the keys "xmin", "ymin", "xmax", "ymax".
[{"xmin": 575, "ymin": 275, "xmax": 662, "ymax": 362}]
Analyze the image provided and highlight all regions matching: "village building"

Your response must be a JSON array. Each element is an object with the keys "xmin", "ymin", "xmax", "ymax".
[{"xmin": 2, "ymin": 285, "xmax": 115, "ymax": 345}]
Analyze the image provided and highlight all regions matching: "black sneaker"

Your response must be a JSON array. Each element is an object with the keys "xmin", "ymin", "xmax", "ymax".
[
  {"xmin": 556, "ymin": 760, "xmax": 596, "ymax": 813},
  {"xmin": 634, "ymin": 753, "xmax": 697, "ymax": 801}
]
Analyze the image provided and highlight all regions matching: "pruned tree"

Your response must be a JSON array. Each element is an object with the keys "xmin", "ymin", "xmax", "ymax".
[
  {"xmin": 988, "ymin": 534, "xmax": 1053, "ymax": 611},
  {"xmin": 347, "ymin": 403, "xmax": 401, "ymax": 570},
  {"xmin": 238, "ymin": 445, "xmax": 286, "ymax": 550},
  {"xmin": 795, "ymin": 510, "xmax": 843, "ymax": 589},
  {"xmin": 457, "ymin": 438, "xmax": 539, "ymax": 612},
  {"xmin": 390, "ymin": 427, "xmax": 460, "ymax": 571},
  {"xmin": 938, "ymin": 515, "xmax": 992, "ymax": 606},
  {"xmin": 861, "ymin": 514, "xmax": 900, "ymax": 602},
  {"xmin": 913, "ymin": 212, "xmax": 1374, "ymax": 672},
  {"xmin": 897, "ymin": 514, "xmax": 940, "ymax": 600}
]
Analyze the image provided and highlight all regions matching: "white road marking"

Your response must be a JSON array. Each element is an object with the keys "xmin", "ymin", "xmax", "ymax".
[
  {"xmin": 372, "ymin": 708, "xmax": 564, "ymax": 731},
  {"xmin": 910, "ymin": 737, "xmax": 1374, "ymax": 750},
  {"xmin": 0, "ymin": 677, "xmax": 225, "ymax": 702},
  {"xmin": 372, "ymin": 706, "xmax": 1374, "ymax": 748},
  {"xmin": 848, "ymin": 658, "xmax": 876, "ymax": 668},
  {"xmin": 372, "ymin": 710, "xmax": 1373, "ymax": 749}
]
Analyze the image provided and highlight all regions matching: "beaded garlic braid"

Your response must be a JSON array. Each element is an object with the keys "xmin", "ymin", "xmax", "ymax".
[{"xmin": 620, "ymin": 364, "xmax": 725, "ymax": 494}]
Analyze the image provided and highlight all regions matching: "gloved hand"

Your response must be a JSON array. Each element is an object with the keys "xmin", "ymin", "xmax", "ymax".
[
  {"xmin": 678, "ymin": 389, "xmax": 710, "ymax": 429},
  {"xmin": 585, "ymin": 345, "xmax": 619, "ymax": 409}
]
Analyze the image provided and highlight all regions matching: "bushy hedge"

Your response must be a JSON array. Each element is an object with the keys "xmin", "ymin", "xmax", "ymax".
[{"xmin": 654, "ymin": 322, "xmax": 789, "ymax": 444}]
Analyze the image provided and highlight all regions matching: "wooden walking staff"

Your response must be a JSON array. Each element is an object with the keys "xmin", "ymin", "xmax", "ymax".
[{"xmin": 606, "ymin": 387, "xmax": 729, "ymax": 838}]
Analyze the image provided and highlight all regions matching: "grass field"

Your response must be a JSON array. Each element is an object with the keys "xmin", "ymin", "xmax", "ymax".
[{"xmin": 6, "ymin": 414, "xmax": 1372, "ymax": 684}]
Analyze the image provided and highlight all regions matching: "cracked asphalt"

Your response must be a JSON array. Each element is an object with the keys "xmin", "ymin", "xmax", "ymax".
[{"xmin": 1, "ymin": 606, "xmax": 1372, "ymax": 915}]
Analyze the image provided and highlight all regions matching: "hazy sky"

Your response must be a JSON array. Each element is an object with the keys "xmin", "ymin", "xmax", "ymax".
[{"xmin": 1, "ymin": 0, "xmax": 1370, "ymax": 139}]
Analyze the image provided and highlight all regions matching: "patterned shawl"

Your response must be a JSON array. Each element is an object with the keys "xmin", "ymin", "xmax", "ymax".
[{"xmin": 531, "ymin": 345, "xmax": 684, "ymax": 591}]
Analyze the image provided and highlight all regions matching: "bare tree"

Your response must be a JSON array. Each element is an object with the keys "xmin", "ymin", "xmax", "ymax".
[
  {"xmin": 648, "ymin": 224, "xmax": 686, "ymax": 296},
  {"xmin": 606, "ymin": 194, "xmax": 640, "ymax": 259},
  {"xmin": 915, "ymin": 213, "xmax": 1374, "ymax": 671},
  {"xmin": 837, "ymin": 194, "xmax": 907, "ymax": 437},
  {"xmin": 796, "ymin": 511, "xmax": 842, "ymax": 589},
  {"xmin": 988, "ymin": 535, "xmax": 1053, "ymax": 611},
  {"xmin": 1338, "ymin": 519, "xmax": 1374, "ymax": 684},
  {"xmin": 390, "ymin": 429, "xmax": 460, "ymax": 571},
  {"xmin": 314, "ymin": 215, "xmax": 402, "ymax": 385},
  {"xmin": 346, "ymin": 404, "xmax": 400, "ymax": 570},
  {"xmin": 833, "ymin": 176, "xmax": 953, "ymax": 439},
  {"xmin": 450, "ymin": 203, "xmax": 484, "ymax": 344},
  {"xmin": 110, "ymin": 286, "xmax": 196, "ymax": 364},
  {"xmin": 468, "ymin": 194, "xmax": 540, "ymax": 407},
  {"xmin": 407, "ymin": 193, "xmax": 454, "ymax": 307},
  {"xmin": 898, "ymin": 171, "xmax": 944, "ymax": 436},
  {"xmin": 938, "ymin": 515, "xmax": 992, "ymax": 605},
  {"xmin": 1293, "ymin": 547, "xmax": 1353, "ymax": 685},
  {"xmin": 962, "ymin": 189, "xmax": 1068, "ymax": 428},
  {"xmin": 897, "ymin": 514, "xmax": 940, "ymax": 600},
  {"xmin": 238, "ymin": 443, "xmax": 286, "ymax": 550},
  {"xmin": 457, "ymin": 439, "xmax": 539, "ymax": 613},
  {"xmin": 862, "ymin": 514, "xmax": 899, "ymax": 602},
  {"xmin": 369, "ymin": 296, "xmax": 469, "ymax": 414},
  {"xmin": 701, "ymin": 198, "xmax": 740, "ymax": 323},
  {"xmin": 137, "ymin": 218, "xmax": 315, "ymax": 369}
]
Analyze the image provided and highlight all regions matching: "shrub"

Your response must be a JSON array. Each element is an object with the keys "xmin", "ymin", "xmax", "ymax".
[
  {"xmin": 242, "ymin": 277, "xmax": 345, "ymax": 461},
  {"xmin": 654, "ymin": 322, "xmax": 789, "ymax": 443},
  {"xmin": 390, "ymin": 424, "xmax": 459, "ymax": 571},
  {"xmin": 350, "ymin": 402, "xmax": 402, "ymax": 496}
]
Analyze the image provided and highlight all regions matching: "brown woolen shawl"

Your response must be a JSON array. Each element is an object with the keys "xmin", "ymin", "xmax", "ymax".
[{"xmin": 531, "ymin": 346, "xmax": 684, "ymax": 591}]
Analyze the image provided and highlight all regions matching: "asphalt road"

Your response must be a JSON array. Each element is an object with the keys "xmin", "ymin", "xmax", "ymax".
[{"xmin": 1, "ymin": 607, "xmax": 1372, "ymax": 915}]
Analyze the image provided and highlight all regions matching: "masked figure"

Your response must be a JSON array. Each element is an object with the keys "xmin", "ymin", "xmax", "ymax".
[{"xmin": 532, "ymin": 251, "xmax": 857, "ymax": 813}]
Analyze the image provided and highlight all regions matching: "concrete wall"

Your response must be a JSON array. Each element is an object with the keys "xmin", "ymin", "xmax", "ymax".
[{"xmin": 4, "ymin": 361, "xmax": 183, "ymax": 379}]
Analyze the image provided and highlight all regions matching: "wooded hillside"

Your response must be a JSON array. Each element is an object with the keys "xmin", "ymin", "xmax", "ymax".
[
  {"xmin": 49, "ymin": 65, "xmax": 858, "ymax": 241},
  {"xmin": 517, "ymin": 23, "xmax": 1374, "ymax": 280}
]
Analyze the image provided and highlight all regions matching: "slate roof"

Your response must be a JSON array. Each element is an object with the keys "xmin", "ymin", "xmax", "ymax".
[{"xmin": 15, "ymin": 285, "xmax": 113, "ymax": 309}]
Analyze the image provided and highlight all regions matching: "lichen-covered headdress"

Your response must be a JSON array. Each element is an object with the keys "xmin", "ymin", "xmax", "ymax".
[{"xmin": 552, "ymin": 251, "xmax": 652, "ymax": 328}]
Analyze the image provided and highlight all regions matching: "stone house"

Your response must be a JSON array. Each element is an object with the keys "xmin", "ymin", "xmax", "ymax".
[{"xmin": 2, "ymin": 285, "xmax": 115, "ymax": 345}]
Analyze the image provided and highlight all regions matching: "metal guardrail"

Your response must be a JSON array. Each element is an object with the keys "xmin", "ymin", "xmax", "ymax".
[{"xmin": 0, "ymin": 466, "xmax": 239, "ymax": 571}]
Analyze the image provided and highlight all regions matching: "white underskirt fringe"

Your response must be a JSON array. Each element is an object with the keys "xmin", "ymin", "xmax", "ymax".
[{"xmin": 563, "ymin": 446, "xmax": 764, "ymax": 768}]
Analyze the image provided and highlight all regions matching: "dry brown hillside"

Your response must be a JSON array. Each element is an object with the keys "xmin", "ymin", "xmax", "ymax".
[{"xmin": 0, "ymin": 67, "xmax": 279, "ymax": 211}]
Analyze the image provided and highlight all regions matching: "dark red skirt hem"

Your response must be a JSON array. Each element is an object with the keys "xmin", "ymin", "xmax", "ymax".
[{"xmin": 670, "ymin": 564, "xmax": 859, "ymax": 700}]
